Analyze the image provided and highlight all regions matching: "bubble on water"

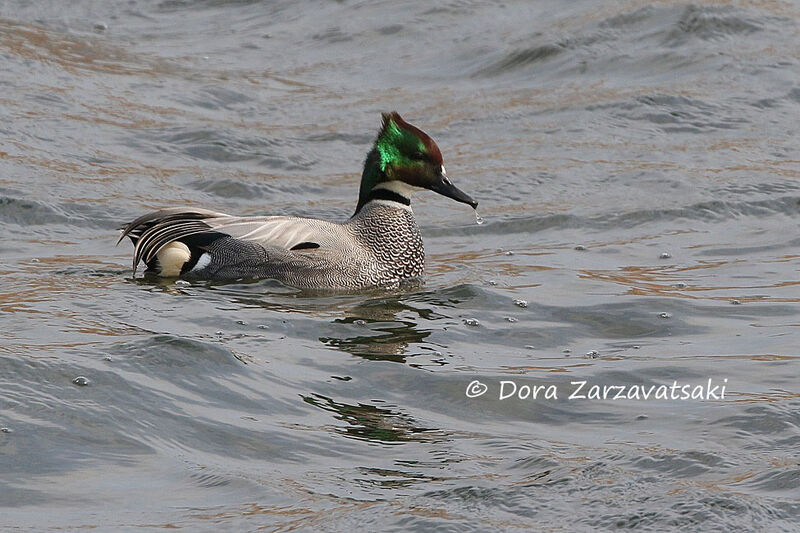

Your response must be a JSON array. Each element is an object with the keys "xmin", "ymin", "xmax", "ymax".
[
  {"xmin": 524, "ymin": 345, "xmax": 535, "ymax": 350},
  {"xmin": 257, "ymin": 324, "xmax": 269, "ymax": 330},
  {"xmin": 674, "ymin": 282, "xmax": 687, "ymax": 289},
  {"xmin": 504, "ymin": 316, "xmax": 517, "ymax": 323},
  {"xmin": 215, "ymin": 330, "xmax": 224, "ymax": 335},
  {"xmin": 505, "ymin": 251, "xmax": 515, "ymax": 256},
  {"xmin": 103, "ymin": 355, "xmax": 112, "ymax": 362},
  {"xmin": 354, "ymin": 319, "xmax": 367, "ymax": 326},
  {"xmin": 633, "ymin": 345, "xmax": 641, "ymax": 350},
  {"xmin": 236, "ymin": 320, "xmax": 247, "ymax": 325},
  {"xmin": 463, "ymin": 318, "xmax": 480, "ymax": 327},
  {"xmin": 72, "ymin": 376, "xmax": 90, "ymax": 386},
  {"xmin": 659, "ymin": 252, "xmax": 672, "ymax": 259},
  {"xmin": 574, "ymin": 245, "xmax": 586, "ymax": 251},
  {"xmin": 513, "ymin": 299, "xmax": 528, "ymax": 308},
  {"xmin": 658, "ymin": 312, "xmax": 672, "ymax": 319},
  {"xmin": 30, "ymin": 258, "xmax": 40, "ymax": 263},
  {"xmin": 175, "ymin": 280, "xmax": 190, "ymax": 287},
  {"xmin": 585, "ymin": 350, "xmax": 599, "ymax": 359},
  {"xmin": 488, "ymin": 280, "xmax": 498, "ymax": 286},
  {"xmin": 636, "ymin": 414, "xmax": 649, "ymax": 420},
  {"xmin": 731, "ymin": 299, "xmax": 742, "ymax": 305},
  {"xmin": 0, "ymin": 427, "xmax": 11, "ymax": 433},
  {"xmin": 93, "ymin": 22, "xmax": 108, "ymax": 31},
  {"xmin": 563, "ymin": 349, "xmax": 571, "ymax": 354},
  {"xmin": 474, "ymin": 211, "xmax": 484, "ymax": 225}
]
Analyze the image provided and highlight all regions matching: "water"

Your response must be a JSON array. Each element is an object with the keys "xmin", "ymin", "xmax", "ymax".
[{"xmin": 1, "ymin": 1, "xmax": 799, "ymax": 530}]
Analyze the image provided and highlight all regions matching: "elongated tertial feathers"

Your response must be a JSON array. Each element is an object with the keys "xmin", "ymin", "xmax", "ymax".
[{"xmin": 117, "ymin": 207, "xmax": 226, "ymax": 275}]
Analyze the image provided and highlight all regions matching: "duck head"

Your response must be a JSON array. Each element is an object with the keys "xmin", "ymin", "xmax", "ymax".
[{"xmin": 356, "ymin": 112, "xmax": 478, "ymax": 213}]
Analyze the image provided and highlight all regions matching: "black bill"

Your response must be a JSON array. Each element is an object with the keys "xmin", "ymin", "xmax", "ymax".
[{"xmin": 430, "ymin": 170, "xmax": 478, "ymax": 208}]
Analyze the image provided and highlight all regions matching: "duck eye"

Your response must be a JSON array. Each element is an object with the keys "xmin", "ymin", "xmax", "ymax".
[{"xmin": 411, "ymin": 151, "xmax": 425, "ymax": 161}]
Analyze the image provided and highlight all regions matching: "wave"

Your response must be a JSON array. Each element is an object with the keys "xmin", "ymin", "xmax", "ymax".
[{"xmin": 426, "ymin": 196, "xmax": 800, "ymax": 237}]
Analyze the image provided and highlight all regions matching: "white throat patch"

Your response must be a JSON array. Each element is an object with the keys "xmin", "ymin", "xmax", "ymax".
[{"xmin": 372, "ymin": 180, "xmax": 419, "ymax": 199}]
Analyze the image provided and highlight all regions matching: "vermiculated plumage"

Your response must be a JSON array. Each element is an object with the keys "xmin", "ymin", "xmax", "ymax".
[{"xmin": 119, "ymin": 112, "xmax": 476, "ymax": 290}]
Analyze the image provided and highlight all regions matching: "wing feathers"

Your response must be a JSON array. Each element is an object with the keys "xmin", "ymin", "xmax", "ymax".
[
  {"xmin": 120, "ymin": 207, "xmax": 340, "ymax": 276},
  {"xmin": 205, "ymin": 217, "xmax": 332, "ymax": 250},
  {"xmin": 119, "ymin": 208, "xmax": 226, "ymax": 274},
  {"xmin": 117, "ymin": 207, "xmax": 225, "ymax": 245},
  {"xmin": 138, "ymin": 221, "xmax": 213, "ymax": 264}
]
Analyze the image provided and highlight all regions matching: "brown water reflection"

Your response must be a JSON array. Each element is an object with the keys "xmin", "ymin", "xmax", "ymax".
[
  {"xmin": 580, "ymin": 261, "xmax": 800, "ymax": 302},
  {"xmin": 0, "ymin": 18, "xmax": 168, "ymax": 76}
]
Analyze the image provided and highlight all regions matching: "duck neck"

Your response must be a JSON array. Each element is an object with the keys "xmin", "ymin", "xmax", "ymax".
[
  {"xmin": 355, "ymin": 149, "xmax": 383, "ymax": 214},
  {"xmin": 366, "ymin": 187, "xmax": 412, "ymax": 207},
  {"xmin": 355, "ymin": 150, "xmax": 414, "ymax": 215}
]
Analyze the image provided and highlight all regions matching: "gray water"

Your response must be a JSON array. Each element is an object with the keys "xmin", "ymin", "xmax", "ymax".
[{"xmin": 2, "ymin": 1, "xmax": 799, "ymax": 531}]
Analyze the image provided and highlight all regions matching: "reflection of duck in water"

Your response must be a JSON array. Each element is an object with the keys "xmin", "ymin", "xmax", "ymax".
[
  {"xmin": 322, "ymin": 299, "xmax": 440, "ymax": 361},
  {"xmin": 303, "ymin": 393, "xmax": 441, "ymax": 445},
  {"xmin": 119, "ymin": 113, "xmax": 477, "ymax": 290}
]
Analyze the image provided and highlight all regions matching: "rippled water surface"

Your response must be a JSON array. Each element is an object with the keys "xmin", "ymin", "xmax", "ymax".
[{"xmin": 2, "ymin": 0, "xmax": 799, "ymax": 530}]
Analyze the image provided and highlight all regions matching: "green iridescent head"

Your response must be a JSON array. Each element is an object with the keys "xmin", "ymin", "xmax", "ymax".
[
  {"xmin": 375, "ymin": 112, "xmax": 443, "ymax": 175},
  {"xmin": 356, "ymin": 112, "xmax": 477, "ymax": 212}
]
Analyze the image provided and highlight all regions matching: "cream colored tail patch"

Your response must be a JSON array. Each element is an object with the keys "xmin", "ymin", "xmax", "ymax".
[{"xmin": 156, "ymin": 241, "xmax": 190, "ymax": 277}]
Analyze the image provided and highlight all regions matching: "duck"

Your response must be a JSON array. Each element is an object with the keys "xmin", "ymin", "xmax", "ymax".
[{"xmin": 118, "ymin": 112, "xmax": 477, "ymax": 290}]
